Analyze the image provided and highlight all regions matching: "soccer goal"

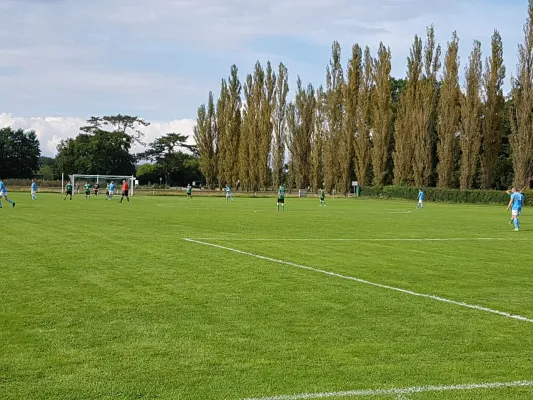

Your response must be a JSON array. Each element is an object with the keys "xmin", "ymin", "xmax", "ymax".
[{"xmin": 64, "ymin": 174, "xmax": 137, "ymax": 195}]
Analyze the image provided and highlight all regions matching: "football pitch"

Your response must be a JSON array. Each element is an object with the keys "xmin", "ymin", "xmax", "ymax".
[{"xmin": 2, "ymin": 194, "xmax": 533, "ymax": 399}]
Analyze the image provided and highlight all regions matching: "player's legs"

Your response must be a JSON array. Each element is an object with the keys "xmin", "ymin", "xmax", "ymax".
[
  {"xmin": 3, "ymin": 194, "xmax": 14, "ymax": 206},
  {"xmin": 512, "ymin": 209, "xmax": 520, "ymax": 230}
]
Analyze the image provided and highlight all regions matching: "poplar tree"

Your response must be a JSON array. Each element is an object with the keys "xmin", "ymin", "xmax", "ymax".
[
  {"xmin": 342, "ymin": 44, "xmax": 362, "ymax": 193},
  {"xmin": 353, "ymin": 47, "xmax": 373, "ymax": 186},
  {"xmin": 371, "ymin": 43, "xmax": 393, "ymax": 186},
  {"xmin": 393, "ymin": 35, "xmax": 422, "ymax": 185},
  {"xmin": 481, "ymin": 30, "xmax": 505, "ymax": 189},
  {"xmin": 510, "ymin": 0, "xmax": 533, "ymax": 188},
  {"xmin": 460, "ymin": 40, "xmax": 483, "ymax": 189},
  {"xmin": 223, "ymin": 65, "xmax": 242, "ymax": 186},
  {"xmin": 311, "ymin": 85, "xmax": 326, "ymax": 191},
  {"xmin": 324, "ymin": 41, "xmax": 344, "ymax": 192},
  {"xmin": 216, "ymin": 79, "xmax": 229, "ymax": 187},
  {"xmin": 259, "ymin": 62, "xmax": 276, "ymax": 189},
  {"xmin": 414, "ymin": 26, "xmax": 441, "ymax": 186},
  {"xmin": 437, "ymin": 32, "xmax": 461, "ymax": 188},
  {"xmin": 272, "ymin": 63, "xmax": 289, "ymax": 188},
  {"xmin": 286, "ymin": 78, "xmax": 315, "ymax": 189},
  {"xmin": 248, "ymin": 62, "xmax": 264, "ymax": 190},
  {"xmin": 239, "ymin": 74, "xmax": 254, "ymax": 190},
  {"xmin": 193, "ymin": 92, "xmax": 217, "ymax": 188}
]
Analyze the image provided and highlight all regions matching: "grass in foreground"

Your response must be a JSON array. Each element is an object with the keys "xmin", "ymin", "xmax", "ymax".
[{"xmin": 1, "ymin": 193, "xmax": 532, "ymax": 399}]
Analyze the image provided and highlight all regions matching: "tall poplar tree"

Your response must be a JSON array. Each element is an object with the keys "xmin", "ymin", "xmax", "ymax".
[
  {"xmin": 239, "ymin": 73, "xmax": 254, "ymax": 189},
  {"xmin": 353, "ymin": 46, "xmax": 373, "ymax": 186},
  {"xmin": 216, "ymin": 79, "xmax": 229, "ymax": 187},
  {"xmin": 259, "ymin": 61, "xmax": 276, "ymax": 189},
  {"xmin": 324, "ymin": 41, "xmax": 344, "ymax": 192},
  {"xmin": 371, "ymin": 43, "xmax": 393, "ymax": 186},
  {"xmin": 272, "ymin": 63, "xmax": 289, "ymax": 188},
  {"xmin": 222, "ymin": 65, "xmax": 242, "ymax": 186},
  {"xmin": 510, "ymin": 0, "xmax": 533, "ymax": 188},
  {"xmin": 311, "ymin": 85, "xmax": 326, "ymax": 191},
  {"xmin": 342, "ymin": 44, "xmax": 362, "ymax": 193},
  {"xmin": 194, "ymin": 92, "xmax": 217, "ymax": 188},
  {"xmin": 393, "ymin": 35, "xmax": 422, "ymax": 185},
  {"xmin": 460, "ymin": 40, "xmax": 483, "ymax": 189},
  {"xmin": 437, "ymin": 31, "xmax": 461, "ymax": 188},
  {"xmin": 481, "ymin": 30, "xmax": 505, "ymax": 189},
  {"xmin": 286, "ymin": 78, "xmax": 315, "ymax": 189},
  {"xmin": 414, "ymin": 25, "xmax": 441, "ymax": 186},
  {"xmin": 248, "ymin": 62, "xmax": 264, "ymax": 190}
]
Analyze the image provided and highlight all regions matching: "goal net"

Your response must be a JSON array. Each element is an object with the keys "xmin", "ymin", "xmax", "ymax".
[{"xmin": 65, "ymin": 174, "xmax": 137, "ymax": 196}]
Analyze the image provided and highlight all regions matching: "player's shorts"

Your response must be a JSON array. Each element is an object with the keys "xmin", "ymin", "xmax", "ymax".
[
  {"xmin": 512, "ymin": 209, "xmax": 521, "ymax": 216},
  {"xmin": 0, "ymin": 191, "xmax": 6, "ymax": 197},
  {"xmin": 31, "ymin": 190, "xmax": 36, "ymax": 195},
  {"xmin": 66, "ymin": 190, "xmax": 72, "ymax": 195},
  {"xmin": 277, "ymin": 198, "xmax": 284, "ymax": 203},
  {"xmin": 85, "ymin": 190, "xmax": 90, "ymax": 195},
  {"xmin": 109, "ymin": 190, "xmax": 114, "ymax": 195},
  {"xmin": 320, "ymin": 196, "xmax": 325, "ymax": 201},
  {"xmin": 122, "ymin": 190, "xmax": 129, "ymax": 196}
]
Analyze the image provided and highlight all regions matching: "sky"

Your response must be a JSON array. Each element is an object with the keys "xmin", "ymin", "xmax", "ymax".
[{"xmin": 0, "ymin": 0, "xmax": 527, "ymax": 156}]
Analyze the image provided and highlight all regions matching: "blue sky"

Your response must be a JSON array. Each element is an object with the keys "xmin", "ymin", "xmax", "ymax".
[{"xmin": 0, "ymin": 0, "xmax": 528, "ymax": 156}]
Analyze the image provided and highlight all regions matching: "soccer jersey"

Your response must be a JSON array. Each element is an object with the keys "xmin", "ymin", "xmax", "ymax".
[
  {"xmin": 66, "ymin": 183, "xmax": 72, "ymax": 191},
  {"xmin": 278, "ymin": 187, "xmax": 284, "ymax": 199},
  {"xmin": 84, "ymin": 184, "xmax": 90, "ymax": 192},
  {"xmin": 0, "ymin": 181, "xmax": 6, "ymax": 193},
  {"xmin": 122, "ymin": 182, "xmax": 129, "ymax": 191},
  {"xmin": 320, "ymin": 189, "xmax": 325, "ymax": 199},
  {"xmin": 109, "ymin": 183, "xmax": 115, "ymax": 191},
  {"xmin": 418, "ymin": 191, "xmax": 424, "ymax": 200},
  {"xmin": 226, "ymin": 186, "xmax": 231, "ymax": 195},
  {"xmin": 511, "ymin": 192, "xmax": 523, "ymax": 210},
  {"xmin": 31, "ymin": 182, "xmax": 37, "ymax": 191},
  {"xmin": 186, "ymin": 186, "xmax": 191, "ymax": 194}
]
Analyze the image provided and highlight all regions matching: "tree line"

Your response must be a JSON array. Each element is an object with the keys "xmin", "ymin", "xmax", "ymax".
[
  {"xmin": 194, "ymin": 1, "xmax": 533, "ymax": 192},
  {"xmin": 1, "ymin": 115, "xmax": 201, "ymax": 187}
]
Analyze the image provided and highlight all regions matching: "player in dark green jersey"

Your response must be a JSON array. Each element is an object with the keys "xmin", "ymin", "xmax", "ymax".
[
  {"xmin": 277, "ymin": 185, "xmax": 285, "ymax": 211},
  {"xmin": 64, "ymin": 182, "xmax": 73, "ymax": 200},
  {"xmin": 320, "ymin": 188, "xmax": 326, "ymax": 206},
  {"xmin": 84, "ymin": 182, "xmax": 91, "ymax": 198},
  {"xmin": 186, "ymin": 184, "xmax": 192, "ymax": 199}
]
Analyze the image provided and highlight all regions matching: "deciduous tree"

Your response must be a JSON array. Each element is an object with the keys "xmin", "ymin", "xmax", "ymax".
[
  {"xmin": 460, "ymin": 40, "xmax": 483, "ymax": 189},
  {"xmin": 437, "ymin": 32, "xmax": 461, "ymax": 188}
]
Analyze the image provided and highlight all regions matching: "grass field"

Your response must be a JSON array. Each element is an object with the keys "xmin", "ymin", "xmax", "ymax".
[{"xmin": 1, "ymin": 193, "xmax": 533, "ymax": 399}]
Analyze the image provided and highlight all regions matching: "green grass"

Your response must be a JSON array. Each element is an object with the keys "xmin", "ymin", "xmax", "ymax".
[{"xmin": 1, "ymin": 193, "xmax": 533, "ymax": 399}]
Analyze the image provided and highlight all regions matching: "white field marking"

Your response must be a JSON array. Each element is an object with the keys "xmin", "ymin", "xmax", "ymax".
[
  {"xmin": 188, "ymin": 237, "xmax": 525, "ymax": 242},
  {"xmin": 240, "ymin": 380, "xmax": 533, "ymax": 400},
  {"xmin": 183, "ymin": 238, "xmax": 533, "ymax": 324}
]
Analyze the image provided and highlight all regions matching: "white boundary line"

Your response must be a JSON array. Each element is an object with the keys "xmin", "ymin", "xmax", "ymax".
[
  {"xmin": 241, "ymin": 380, "xmax": 533, "ymax": 399},
  {"xmin": 183, "ymin": 238, "xmax": 533, "ymax": 324},
  {"xmin": 189, "ymin": 237, "xmax": 525, "ymax": 241}
]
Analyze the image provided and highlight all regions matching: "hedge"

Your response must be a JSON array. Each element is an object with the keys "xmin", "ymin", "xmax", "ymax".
[{"xmin": 359, "ymin": 185, "xmax": 530, "ymax": 205}]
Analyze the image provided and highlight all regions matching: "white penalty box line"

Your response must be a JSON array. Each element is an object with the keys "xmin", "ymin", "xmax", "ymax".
[
  {"xmin": 183, "ymin": 238, "xmax": 533, "ymax": 324},
  {"xmin": 240, "ymin": 380, "xmax": 533, "ymax": 400}
]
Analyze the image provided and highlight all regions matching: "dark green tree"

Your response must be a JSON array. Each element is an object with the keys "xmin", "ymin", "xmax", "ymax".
[{"xmin": 0, "ymin": 127, "xmax": 41, "ymax": 178}]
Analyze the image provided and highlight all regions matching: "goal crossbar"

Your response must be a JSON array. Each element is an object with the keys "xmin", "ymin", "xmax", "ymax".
[{"xmin": 64, "ymin": 174, "xmax": 136, "ymax": 195}]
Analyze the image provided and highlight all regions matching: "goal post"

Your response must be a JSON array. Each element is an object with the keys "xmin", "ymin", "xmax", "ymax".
[{"xmin": 67, "ymin": 174, "xmax": 136, "ymax": 195}]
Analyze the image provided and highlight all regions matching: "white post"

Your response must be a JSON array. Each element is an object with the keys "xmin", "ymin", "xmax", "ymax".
[
  {"xmin": 61, "ymin": 173, "xmax": 64, "ymax": 193},
  {"xmin": 97, "ymin": 174, "xmax": 99, "ymax": 184},
  {"xmin": 131, "ymin": 175, "xmax": 134, "ymax": 196}
]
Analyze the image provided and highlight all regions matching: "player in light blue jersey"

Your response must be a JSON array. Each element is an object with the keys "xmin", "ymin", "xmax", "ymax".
[
  {"xmin": 506, "ymin": 188, "xmax": 524, "ymax": 231},
  {"xmin": 31, "ymin": 179, "xmax": 37, "ymax": 200},
  {"xmin": 108, "ymin": 181, "xmax": 115, "ymax": 200},
  {"xmin": 416, "ymin": 190, "xmax": 424, "ymax": 208},
  {"xmin": 225, "ymin": 185, "xmax": 234, "ymax": 202},
  {"xmin": 0, "ymin": 180, "xmax": 15, "ymax": 208}
]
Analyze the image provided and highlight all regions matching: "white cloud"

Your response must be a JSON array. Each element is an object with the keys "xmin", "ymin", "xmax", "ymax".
[{"xmin": 0, "ymin": 113, "xmax": 196, "ymax": 157}]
